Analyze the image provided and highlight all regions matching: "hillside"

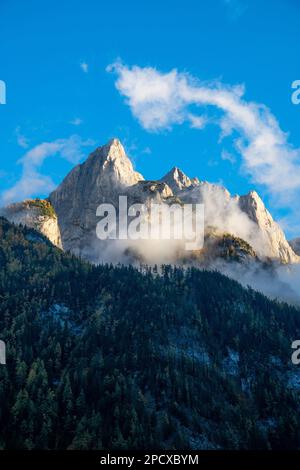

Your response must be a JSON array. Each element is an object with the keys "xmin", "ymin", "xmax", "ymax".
[{"xmin": 1, "ymin": 217, "xmax": 300, "ymax": 449}]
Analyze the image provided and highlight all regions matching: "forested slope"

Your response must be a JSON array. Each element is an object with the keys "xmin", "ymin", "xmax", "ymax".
[{"xmin": 0, "ymin": 217, "xmax": 300, "ymax": 449}]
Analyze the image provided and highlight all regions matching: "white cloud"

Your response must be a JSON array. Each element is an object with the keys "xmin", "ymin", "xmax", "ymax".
[
  {"xmin": 108, "ymin": 61, "xmax": 300, "ymax": 230},
  {"xmin": 80, "ymin": 62, "xmax": 89, "ymax": 73},
  {"xmin": 1, "ymin": 135, "xmax": 94, "ymax": 205},
  {"xmin": 188, "ymin": 113, "xmax": 207, "ymax": 129},
  {"xmin": 221, "ymin": 149, "xmax": 236, "ymax": 164}
]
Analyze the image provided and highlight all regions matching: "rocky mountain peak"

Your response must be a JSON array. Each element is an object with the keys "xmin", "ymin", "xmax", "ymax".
[
  {"xmin": 238, "ymin": 191, "xmax": 269, "ymax": 225},
  {"xmin": 161, "ymin": 166, "xmax": 196, "ymax": 192},
  {"xmin": 102, "ymin": 138, "xmax": 128, "ymax": 164},
  {"xmin": 238, "ymin": 191, "xmax": 299, "ymax": 263},
  {"xmin": 87, "ymin": 138, "xmax": 144, "ymax": 187},
  {"xmin": 48, "ymin": 139, "xmax": 144, "ymax": 256}
]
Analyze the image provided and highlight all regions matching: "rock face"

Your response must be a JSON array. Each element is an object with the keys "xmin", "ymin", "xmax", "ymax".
[
  {"xmin": 290, "ymin": 238, "xmax": 300, "ymax": 256},
  {"xmin": 2, "ymin": 199, "xmax": 62, "ymax": 248},
  {"xmin": 160, "ymin": 167, "xmax": 199, "ymax": 192},
  {"xmin": 49, "ymin": 139, "xmax": 144, "ymax": 257},
  {"xmin": 5, "ymin": 138, "xmax": 298, "ymax": 265},
  {"xmin": 128, "ymin": 180, "xmax": 174, "ymax": 204},
  {"xmin": 238, "ymin": 191, "xmax": 299, "ymax": 264},
  {"xmin": 161, "ymin": 168, "xmax": 298, "ymax": 264},
  {"xmin": 49, "ymin": 138, "xmax": 298, "ymax": 264},
  {"xmin": 173, "ymin": 193, "xmax": 295, "ymax": 264}
]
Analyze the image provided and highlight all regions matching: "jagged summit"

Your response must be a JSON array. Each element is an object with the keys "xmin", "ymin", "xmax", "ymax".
[
  {"xmin": 107, "ymin": 137, "xmax": 122, "ymax": 147},
  {"xmin": 101, "ymin": 138, "xmax": 128, "ymax": 163},
  {"xmin": 161, "ymin": 166, "xmax": 198, "ymax": 192},
  {"xmin": 93, "ymin": 137, "xmax": 124, "ymax": 156},
  {"xmin": 238, "ymin": 191, "xmax": 299, "ymax": 263},
  {"xmin": 48, "ymin": 138, "xmax": 144, "ymax": 255},
  {"xmin": 85, "ymin": 138, "xmax": 144, "ymax": 186}
]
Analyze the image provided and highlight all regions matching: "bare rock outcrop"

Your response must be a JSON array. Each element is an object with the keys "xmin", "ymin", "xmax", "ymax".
[{"xmin": 2, "ymin": 199, "xmax": 62, "ymax": 248}]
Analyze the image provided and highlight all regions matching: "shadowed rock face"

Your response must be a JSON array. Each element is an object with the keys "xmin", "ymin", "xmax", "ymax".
[
  {"xmin": 290, "ymin": 238, "xmax": 300, "ymax": 256},
  {"xmin": 4, "ymin": 138, "xmax": 298, "ymax": 265}
]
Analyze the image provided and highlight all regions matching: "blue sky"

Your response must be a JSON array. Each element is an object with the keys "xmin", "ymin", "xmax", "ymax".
[{"xmin": 0, "ymin": 0, "xmax": 300, "ymax": 236}]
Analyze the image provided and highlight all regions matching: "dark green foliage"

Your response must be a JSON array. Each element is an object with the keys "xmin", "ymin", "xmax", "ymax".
[
  {"xmin": 28, "ymin": 198, "xmax": 56, "ymax": 218},
  {"xmin": 0, "ymin": 217, "xmax": 300, "ymax": 449},
  {"xmin": 219, "ymin": 233, "xmax": 257, "ymax": 260}
]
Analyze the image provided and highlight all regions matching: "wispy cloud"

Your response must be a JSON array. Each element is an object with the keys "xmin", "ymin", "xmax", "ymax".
[
  {"xmin": 108, "ymin": 61, "xmax": 300, "ymax": 230},
  {"xmin": 142, "ymin": 146, "xmax": 152, "ymax": 155},
  {"xmin": 80, "ymin": 62, "xmax": 89, "ymax": 73},
  {"xmin": 1, "ymin": 135, "xmax": 94, "ymax": 205},
  {"xmin": 221, "ymin": 149, "xmax": 236, "ymax": 164},
  {"xmin": 223, "ymin": 0, "xmax": 247, "ymax": 20},
  {"xmin": 15, "ymin": 126, "xmax": 29, "ymax": 148},
  {"xmin": 69, "ymin": 117, "xmax": 83, "ymax": 126},
  {"xmin": 188, "ymin": 113, "xmax": 207, "ymax": 129}
]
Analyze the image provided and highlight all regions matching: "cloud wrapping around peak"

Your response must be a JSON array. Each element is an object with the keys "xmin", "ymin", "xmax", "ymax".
[
  {"xmin": 108, "ymin": 62, "xmax": 300, "ymax": 225},
  {"xmin": 1, "ymin": 135, "xmax": 94, "ymax": 205}
]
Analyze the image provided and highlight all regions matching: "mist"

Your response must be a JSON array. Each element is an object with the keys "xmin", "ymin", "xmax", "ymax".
[{"xmin": 80, "ymin": 186, "xmax": 300, "ymax": 305}]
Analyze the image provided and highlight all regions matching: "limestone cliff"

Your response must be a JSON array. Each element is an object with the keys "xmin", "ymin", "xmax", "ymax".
[
  {"xmin": 49, "ymin": 138, "xmax": 144, "ymax": 256},
  {"xmin": 2, "ymin": 199, "xmax": 62, "ymax": 248},
  {"xmin": 238, "ymin": 191, "xmax": 299, "ymax": 264}
]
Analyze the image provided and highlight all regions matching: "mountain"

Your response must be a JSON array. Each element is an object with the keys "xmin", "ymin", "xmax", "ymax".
[
  {"xmin": 238, "ymin": 191, "xmax": 298, "ymax": 263},
  {"xmin": 3, "ymin": 138, "xmax": 299, "ymax": 265},
  {"xmin": 1, "ymin": 217, "xmax": 300, "ymax": 450},
  {"xmin": 160, "ymin": 166, "xmax": 199, "ymax": 192},
  {"xmin": 163, "ymin": 172, "xmax": 298, "ymax": 264},
  {"xmin": 49, "ymin": 138, "xmax": 143, "ymax": 257}
]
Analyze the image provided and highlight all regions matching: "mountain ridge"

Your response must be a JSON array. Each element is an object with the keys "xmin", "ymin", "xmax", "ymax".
[{"xmin": 3, "ymin": 138, "xmax": 299, "ymax": 265}]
